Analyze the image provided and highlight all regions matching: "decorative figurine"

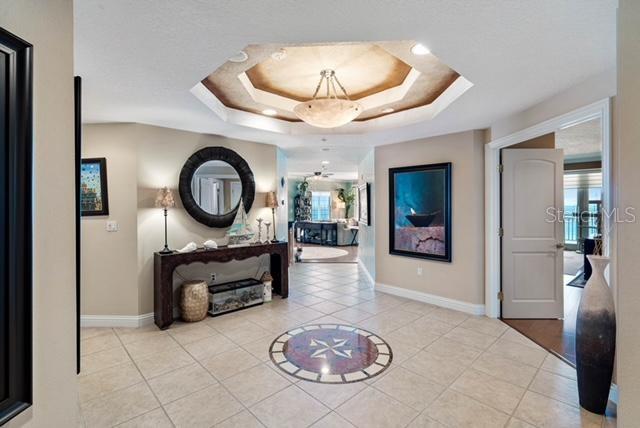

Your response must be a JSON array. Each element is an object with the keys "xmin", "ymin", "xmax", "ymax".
[
  {"xmin": 256, "ymin": 217, "xmax": 263, "ymax": 243},
  {"xmin": 264, "ymin": 220, "xmax": 271, "ymax": 244}
]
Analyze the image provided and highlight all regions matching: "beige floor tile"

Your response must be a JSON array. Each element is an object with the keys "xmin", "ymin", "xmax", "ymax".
[
  {"xmin": 135, "ymin": 345, "xmax": 195, "ymax": 380},
  {"xmin": 114, "ymin": 324, "xmax": 166, "ymax": 344},
  {"xmin": 505, "ymin": 417, "xmax": 536, "ymax": 428},
  {"xmin": 407, "ymin": 412, "xmax": 446, "ymax": 427},
  {"xmin": 79, "ymin": 361, "xmax": 143, "ymax": 403},
  {"xmin": 372, "ymin": 367, "xmax": 444, "ymax": 411},
  {"xmin": 528, "ymin": 369, "xmax": 580, "ymax": 407},
  {"xmin": 425, "ymin": 307, "xmax": 469, "ymax": 325},
  {"xmin": 459, "ymin": 316, "xmax": 509, "ymax": 337},
  {"xmin": 125, "ymin": 334, "xmax": 180, "ymax": 361},
  {"xmin": 164, "ymin": 384, "xmax": 244, "ymax": 428},
  {"xmin": 214, "ymin": 410, "xmax": 264, "ymax": 428},
  {"xmin": 424, "ymin": 337, "xmax": 482, "ymax": 366},
  {"xmin": 487, "ymin": 338, "xmax": 548, "ymax": 368},
  {"xmin": 148, "ymin": 362, "xmax": 217, "ymax": 404},
  {"xmin": 82, "ymin": 382, "xmax": 159, "ymax": 427},
  {"xmin": 444, "ymin": 326, "xmax": 498, "ymax": 350},
  {"xmin": 450, "ymin": 368, "xmax": 525, "ymax": 414},
  {"xmin": 311, "ymin": 412, "xmax": 356, "ymax": 428},
  {"xmin": 222, "ymin": 321, "xmax": 270, "ymax": 345},
  {"xmin": 401, "ymin": 350, "xmax": 466, "ymax": 386},
  {"xmin": 288, "ymin": 307, "xmax": 327, "ymax": 322},
  {"xmin": 116, "ymin": 408, "xmax": 173, "ymax": 428},
  {"xmin": 81, "ymin": 330, "xmax": 122, "ymax": 356},
  {"xmin": 80, "ymin": 346, "xmax": 131, "ymax": 377},
  {"xmin": 223, "ymin": 363, "xmax": 290, "ymax": 406},
  {"xmin": 250, "ymin": 385, "xmax": 330, "ymax": 428},
  {"xmin": 81, "ymin": 327, "xmax": 114, "ymax": 341},
  {"xmin": 205, "ymin": 313, "xmax": 253, "ymax": 331},
  {"xmin": 297, "ymin": 379, "xmax": 367, "ymax": 409},
  {"xmin": 242, "ymin": 335, "xmax": 276, "ymax": 362},
  {"xmin": 167, "ymin": 322, "xmax": 217, "ymax": 345},
  {"xmin": 292, "ymin": 294, "xmax": 327, "ymax": 306},
  {"xmin": 514, "ymin": 391, "xmax": 602, "ymax": 428},
  {"xmin": 330, "ymin": 307, "xmax": 374, "ymax": 323},
  {"xmin": 383, "ymin": 336, "xmax": 421, "ymax": 364},
  {"xmin": 501, "ymin": 328, "xmax": 545, "ymax": 350},
  {"xmin": 298, "ymin": 285, "xmax": 326, "ymax": 294},
  {"xmin": 182, "ymin": 333, "xmax": 238, "ymax": 361},
  {"xmin": 411, "ymin": 317, "xmax": 457, "ymax": 336},
  {"xmin": 386, "ymin": 324, "xmax": 441, "ymax": 349},
  {"xmin": 202, "ymin": 347, "xmax": 261, "ymax": 380},
  {"xmin": 310, "ymin": 300, "xmax": 348, "ymax": 314},
  {"xmin": 336, "ymin": 386, "xmax": 418, "ymax": 428},
  {"xmin": 427, "ymin": 389, "xmax": 510, "ymax": 428},
  {"xmin": 541, "ymin": 354, "xmax": 577, "ymax": 380},
  {"xmin": 471, "ymin": 352, "xmax": 538, "ymax": 388},
  {"xmin": 399, "ymin": 301, "xmax": 438, "ymax": 316},
  {"xmin": 329, "ymin": 295, "xmax": 366, "ymax": 306}
]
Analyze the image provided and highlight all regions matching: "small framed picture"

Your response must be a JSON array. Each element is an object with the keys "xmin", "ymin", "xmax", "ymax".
[
  {"xmin": 358, "ymin": 182, "xmax": 370, "ymax": 226},
  {"xmin": 81, "ymin": 158, "xmax": 109, "ymax": 216},
  {"xmin": 389, "ymin": 162, "xmax": 452, "ymax": 262}
]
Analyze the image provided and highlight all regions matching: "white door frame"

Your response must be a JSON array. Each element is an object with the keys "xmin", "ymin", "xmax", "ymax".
[{"xmin": 484, "ymin": 98, "xmax": 613, "ymax": 318}]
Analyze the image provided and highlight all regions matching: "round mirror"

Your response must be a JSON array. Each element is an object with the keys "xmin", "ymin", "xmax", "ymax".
[
  {"xmin": 179, "ymin": 147, "xmax": 255, "ymax": 228},
  {"xmin": 191, "ymin": 160, "xmax": 242, "ymax": 215}
]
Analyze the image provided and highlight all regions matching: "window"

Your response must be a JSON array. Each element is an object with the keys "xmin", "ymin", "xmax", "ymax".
[{"xmin": 311, "ymin": 191, "xmax": 331, "ymax": 221}]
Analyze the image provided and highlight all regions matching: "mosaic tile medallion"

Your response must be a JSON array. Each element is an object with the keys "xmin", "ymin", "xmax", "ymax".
[{"xmin": 269, "ymin": 324, "xmax": 393, "ymax": 384}]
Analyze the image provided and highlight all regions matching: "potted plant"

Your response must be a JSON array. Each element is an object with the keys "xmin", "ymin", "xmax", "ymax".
[{"xmin": 337, "ymin": 187, "xmax": 356, "ymax": 219}]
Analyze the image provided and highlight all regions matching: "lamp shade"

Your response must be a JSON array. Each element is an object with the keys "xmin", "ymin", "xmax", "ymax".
[
  {"xmin": 155, "ymin": 187, "xmax": 176, "ymax": 209},
  {"xmin": 265, "ymin": 191, "xmax": 278, "ymax": 208}
]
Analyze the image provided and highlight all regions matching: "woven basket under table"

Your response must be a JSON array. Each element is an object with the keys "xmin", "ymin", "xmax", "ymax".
[{"xmin": 180, "ymin": 280, "xmax": 208, "ymax": 322}]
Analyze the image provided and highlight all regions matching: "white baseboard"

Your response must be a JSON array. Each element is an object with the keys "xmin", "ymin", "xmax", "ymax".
[
  {"xmin": 375, "ymin": 282, "xmax": 485, "ymax": 316},
  {"xmin": 81, "ymin": 313, "xmax": 155, "ymax": 328},
  {"xmin": 358, "ymin": 259, "xmax": 375, "ymax": 285}
]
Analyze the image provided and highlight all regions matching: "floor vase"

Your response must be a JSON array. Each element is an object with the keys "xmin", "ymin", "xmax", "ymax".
[{"xmin": 576, "ymin": 255, "xmax": 615, "ymax": 414}]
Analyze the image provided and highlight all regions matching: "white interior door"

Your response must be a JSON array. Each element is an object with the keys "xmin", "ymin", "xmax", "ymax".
[{"xmin": 502, "ymin": 148, "xmax": 564, "ymax": 319}]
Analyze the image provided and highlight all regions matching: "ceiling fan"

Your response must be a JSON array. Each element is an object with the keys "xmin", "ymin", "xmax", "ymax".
[{"xmin": 304, "ymin": 164, "xmax": 334, "ymax": 180}]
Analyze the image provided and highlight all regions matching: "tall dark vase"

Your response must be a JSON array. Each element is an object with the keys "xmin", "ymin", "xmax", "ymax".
[{"xmin": 576, "ymin": 255, "xmax": 616, "ymax": 414}]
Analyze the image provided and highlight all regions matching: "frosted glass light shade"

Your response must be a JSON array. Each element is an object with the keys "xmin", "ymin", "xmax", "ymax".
[{"xmin": 294, "ymin": 98, "xmax": 362, "ymax": 128}]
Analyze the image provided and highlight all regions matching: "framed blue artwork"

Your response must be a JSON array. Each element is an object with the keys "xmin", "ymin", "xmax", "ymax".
[{"xmin": 389, "ymin": 163, "xmax": 452, "ymax": 262}]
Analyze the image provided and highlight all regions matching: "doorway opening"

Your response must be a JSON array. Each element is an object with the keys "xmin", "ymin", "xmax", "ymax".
[{"xmin": 498, "ymin": 114, "xmax": 608, "ymax": 365}]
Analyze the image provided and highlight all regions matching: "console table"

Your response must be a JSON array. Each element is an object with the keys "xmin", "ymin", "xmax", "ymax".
[{"xmin": 154, "ymin": 242, "xmax": 289, "ymax": 329}]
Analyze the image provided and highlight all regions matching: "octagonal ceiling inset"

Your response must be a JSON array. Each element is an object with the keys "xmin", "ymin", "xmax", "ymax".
[{"xmin": 192, "ymin": 40, "xmax": 473, "ymax": 134}]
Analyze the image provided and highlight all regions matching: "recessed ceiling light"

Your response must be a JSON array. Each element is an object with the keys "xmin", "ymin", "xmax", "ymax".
[
  {"xmin": 411, "ymin": 43, "xmax": 430, "ymax": 56},
  {"xmin": 382, "ymin": 107, "xmax": 395, "ymax": 114},
  {"xmin": 321, "ymin": 160, "xmax": 330, "ymax": 165},
  {"xmin": 271, "ymin": 48, "xmax": 287, "ymax": 61},
  {"xmin": 228, "ymin": 50, "xmax": 248, "ymax": 63},
  {"xmin": 262, "ymin": 108, "xmax": 277, "ymax": 116},
  {"xmin": 321, "ymin": 147, "xmax": 330, "ymax": 151}
]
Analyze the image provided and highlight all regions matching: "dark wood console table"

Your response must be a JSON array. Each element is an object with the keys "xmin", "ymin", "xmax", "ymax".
[{"xmin": 154, "ymin": 242, "xmax": 289, "ymax": 329}]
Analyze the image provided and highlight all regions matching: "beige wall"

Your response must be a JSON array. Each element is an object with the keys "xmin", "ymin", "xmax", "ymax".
[
  {"xmin": 615, "ymin": 0, "xmax": 640, "ymax": 423},
  {"xmin": 375, "ymin": 131, "xmax": 485, "ymax": 306},
  {"xmin": 1, "ymin": 0, "xmax": 78, "ymax": 426},
  {"xmin": 82, "ymin": 125, "xmax": 139, "ymax": 315},
  {"xmin": 509, "ymin": 132, "xmax": 555, "ymax": 149},
  {"xmin": 82, "ymin": 123, "xmax": 279, "ymax": 316},
  {"xmin": 357, "ymin": 150, "xmax": 376, "ymax": 280}
]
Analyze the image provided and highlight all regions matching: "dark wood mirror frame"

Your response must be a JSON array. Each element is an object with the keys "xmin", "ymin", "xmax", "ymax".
[
  {"xmin": 178, "ymin": 147, "xmax": 255, "ymax": 228},
  {"xmin": 0, "ymin": 27, "xmax": 33, "ymax": 425}
]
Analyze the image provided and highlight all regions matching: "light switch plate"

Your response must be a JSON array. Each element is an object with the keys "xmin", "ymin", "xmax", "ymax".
[{"xmin": 106, "ymin": 220, "xmax": 119, "ymax": 232}]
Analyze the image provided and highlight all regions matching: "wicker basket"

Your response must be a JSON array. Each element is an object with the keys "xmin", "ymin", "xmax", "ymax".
[{"xmin": 180, "ymin": 280, "xmax": 208, "ymax": 322}]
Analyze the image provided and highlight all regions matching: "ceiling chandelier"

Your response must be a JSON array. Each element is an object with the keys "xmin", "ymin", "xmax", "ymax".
[{"xmin": 293, "ymin": 69, "xmax": 362, "ymax": 128}]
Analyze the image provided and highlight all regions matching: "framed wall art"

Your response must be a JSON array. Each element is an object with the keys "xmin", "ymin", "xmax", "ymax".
[
  {"xmin": 81, "ymin": 158, "xmax": 109, "ymax": 216},
  {"xmin": 389, "ymin": 163, "xmax": 451, "ymax": 262},
  {"xmin": 358, "ymin": 182, "xmax": 370, "ymax": 226}
]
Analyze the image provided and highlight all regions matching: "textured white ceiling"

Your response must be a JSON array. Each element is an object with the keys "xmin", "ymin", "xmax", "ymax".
[{"xmin": 74, "ymin": 0, "xmax": 617, "ymax": 174}]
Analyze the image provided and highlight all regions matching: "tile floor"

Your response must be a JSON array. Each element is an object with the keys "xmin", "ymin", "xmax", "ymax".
[{"xmin": 78, "ymin": 262, "xmax": 616, "ymax": 428}]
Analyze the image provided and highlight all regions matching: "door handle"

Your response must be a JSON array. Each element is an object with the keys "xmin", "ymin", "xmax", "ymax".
[{"xmin": 555, "ymin": 242, "xmax": 565, "ymax": 249}]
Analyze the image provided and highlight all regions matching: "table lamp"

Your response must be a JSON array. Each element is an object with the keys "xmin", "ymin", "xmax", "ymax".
[
  {"xmin": 155, "ymin": 187, "xmax": 176, "ymax": 254},
  {"xmin": 265, "ymin": 191, "xmax": 279, "ymax": 242}
]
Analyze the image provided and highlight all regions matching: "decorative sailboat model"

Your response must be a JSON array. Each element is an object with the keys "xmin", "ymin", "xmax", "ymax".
[{"xmin": 226, "ymin": 198, "xmax": 254, "ymax": 247}]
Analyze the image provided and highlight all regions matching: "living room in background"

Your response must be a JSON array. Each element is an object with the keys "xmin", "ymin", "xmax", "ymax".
[{"xmin": 311, "ymin": 191, "xmax": 331, "ymax": 221}]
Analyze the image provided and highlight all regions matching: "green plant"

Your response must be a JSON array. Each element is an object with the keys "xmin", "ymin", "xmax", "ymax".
[{"xmin": 337, "ymin": 187, "xmax": 356, "ymax": 218}]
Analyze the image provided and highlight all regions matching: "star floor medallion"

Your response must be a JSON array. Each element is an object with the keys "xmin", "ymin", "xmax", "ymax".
[{"xmin": 269, "ymin": 324, "xmax": 393, "ymax": 383}]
